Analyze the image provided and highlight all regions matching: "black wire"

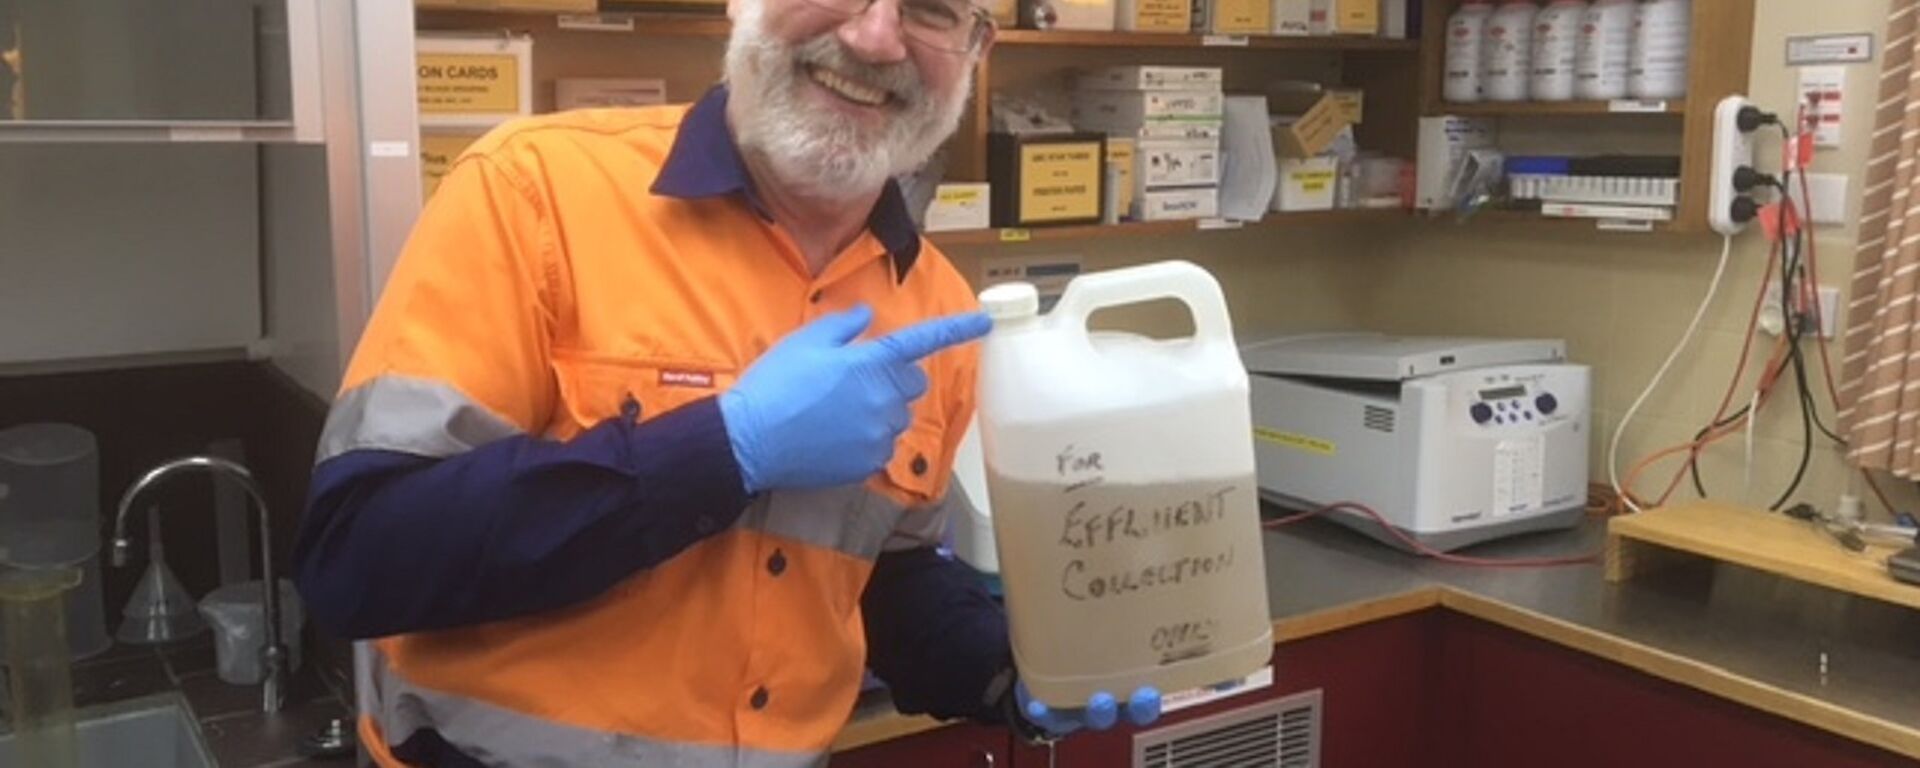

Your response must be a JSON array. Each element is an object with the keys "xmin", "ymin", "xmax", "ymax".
[
  {"xmin": 1770, "ymin": 172, "xmax": 1813, "ymax": 511},
  {"xmin": 1688, "ymin": 404, "xmax": 1753, "ymax": 497}
]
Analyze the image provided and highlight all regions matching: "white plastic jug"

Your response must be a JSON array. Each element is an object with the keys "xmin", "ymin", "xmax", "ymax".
[{"xmin": 976, "ymin": 261, "xmax": 1272, "ymax": 708}]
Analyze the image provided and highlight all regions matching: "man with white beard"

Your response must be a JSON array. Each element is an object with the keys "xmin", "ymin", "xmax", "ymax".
[{"xmin": 292, "ymin": 0, "xmax": 1161, "ymax": 762}]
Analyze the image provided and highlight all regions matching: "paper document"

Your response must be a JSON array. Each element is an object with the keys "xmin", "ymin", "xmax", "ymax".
[{"xmin": 1218, "ymin": 96, "xmax": 1277, "ymax": 222}]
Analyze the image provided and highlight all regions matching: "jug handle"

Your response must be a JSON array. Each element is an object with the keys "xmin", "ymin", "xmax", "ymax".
[{"xmin": 1050, "ymin": 260, "xmax": 1233, "ymax": 344}]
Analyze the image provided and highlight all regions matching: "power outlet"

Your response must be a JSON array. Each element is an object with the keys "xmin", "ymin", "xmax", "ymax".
[
  {"xmin": 1710, "ymin": 95, "xmax": 1758, "ymax": 236},
  {"xmin": 1759, "ymin": 281, "xmax": 1842, "ymax": 338}
]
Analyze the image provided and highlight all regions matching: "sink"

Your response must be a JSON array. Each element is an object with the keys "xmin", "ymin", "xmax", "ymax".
[{"xmin": 0, "ymin": 693, "xmax": 214, "ymax": 768}]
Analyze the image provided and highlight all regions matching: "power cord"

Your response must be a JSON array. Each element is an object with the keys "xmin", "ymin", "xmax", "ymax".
[{"xmin": 1263, "ymin": 501, "xmax": 1598, "ymax": 567}]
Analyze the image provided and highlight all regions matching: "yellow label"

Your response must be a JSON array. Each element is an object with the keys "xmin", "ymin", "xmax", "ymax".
[
  {"xmin": 1107, "ymin": 138, "xmax": 1135, "ymax": 219},
  {"xmin": 1254, "ymin": 427, "xmax": 1336, "ymax": 456},
  {"xmin": 1211, "ymin": 0, "xmax": 1270, "ymax": 33},
  {"xmin": 938, "ymin": 186, "xmax": 985, "ymax": 205},
  {"xmin": 998, "ymin": 228, "xmax": 1032, "ymax": 242},
  {"xmin": 1130, "ymin": 0, "xmax": 1192, "ymax": 31},
  {"xmin": 1018, "ymin": 142, "xmax": 1102, "ymax": 223},
  {"xmin": 417, "ymin": 52, "xmax": 521, "ymax": 114},
  {"xmin": 420, "ymin": 132, "xmax": 483, "ymax": 199},
  {"xmin": 1291, "ymin": 170, "xmax": 1337, "ymax": 192}
]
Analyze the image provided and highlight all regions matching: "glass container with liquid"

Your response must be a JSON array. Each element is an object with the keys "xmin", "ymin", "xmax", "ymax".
[{"xmin": 975, "ymin": 261, "xmax": 1272, "ymax": 708}]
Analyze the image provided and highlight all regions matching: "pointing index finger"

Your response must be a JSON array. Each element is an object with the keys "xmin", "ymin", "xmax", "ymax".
[{"xmin": 868, "ymin": 311, "xmax": 992, "ymax": 363}]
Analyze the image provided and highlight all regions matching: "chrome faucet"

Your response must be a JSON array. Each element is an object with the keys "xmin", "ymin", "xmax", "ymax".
[{"xmin": 110, "ymin": 456, "xmax": 287, "ymax": 713}]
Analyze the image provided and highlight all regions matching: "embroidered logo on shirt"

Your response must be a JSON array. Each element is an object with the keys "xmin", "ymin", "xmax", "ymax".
[{"xmin": 659, "ymin": 369, "xmax": 715, "ymax": 388}]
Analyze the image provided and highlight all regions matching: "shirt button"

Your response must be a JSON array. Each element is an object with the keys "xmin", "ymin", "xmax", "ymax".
[
  {"xmin": 767, "ymin": 549, "xmax": 787, "ymax": 576},
  {"xmin": 750, "ymin": 687, "xmax": 769, "ymax": 710},
  {"xmin": 910, "ymin": 454, "xmax": 929, "ymax": 476},
  {"xmin": 809, "ymin": 289, "xmax": 824, "ymax": 304},
  {"xmin": 696, "ymin": 515, "xmax": 718, "ymax": 535},
  {"xmin": 620, "ymin": 393, "xmax": 641, "ymax": 420}
]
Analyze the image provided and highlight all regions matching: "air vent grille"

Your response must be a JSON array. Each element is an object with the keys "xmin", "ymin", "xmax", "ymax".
[
  {"xmin": 1363, "ymin": 405, "xmax": 1396, "ymax": 433},
  {"xmin": 1134, "ymin": 689, "xmax": 1321, "ymax": 768}
]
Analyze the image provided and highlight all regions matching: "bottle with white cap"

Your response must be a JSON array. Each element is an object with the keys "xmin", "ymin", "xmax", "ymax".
[
  {"xmin": 1529, "ymin": 0, "xmax": 1584, "ymax": 101},
  {"xmin": 974, "ymin": 261, "xmax": 1272, "ymax": 710},
  {"xmin": 1444, "ymin": 1, "xmax": 1496, "ymax": 103},
  {"xmin": 1575, "ymin": 0, "xmax": 1635, "ymax": 100},
  {"xmin": 1481, "ymin": 0, "xmax": 1538, "ymax": 102},
  {"xmin": 1629, "ymin": 0, "xmax": 1691, "ymax": 99}
]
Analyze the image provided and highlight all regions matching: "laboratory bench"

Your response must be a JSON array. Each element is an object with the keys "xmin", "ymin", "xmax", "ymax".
[{"xmin": 832, "ymin": 511, "xmax": 1920, "ymax": 767}]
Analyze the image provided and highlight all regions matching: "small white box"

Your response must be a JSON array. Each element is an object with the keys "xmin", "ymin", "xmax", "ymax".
[
  {"xmin": 555, "ymin": 78, "xmax": 666, "ymax": 110},
  {"xmin": 1073, "ymin": 89, "xmax": 1225, "ymax": 126},
  {"xmin": 1074, "ymin": 66, "xmax": 1224, "ymax": 92},
  {"xmin": 924, "ymin": 183, "xmax": 992, "ymax": 232},
  {"xmin": 1136, "ymin": 187, "xmax": 1219, "ymax": 220},
  {"xmin": 1035, "ymin": 0, "xmax": 1118, "ymax": 30},
  {"xmin": 1416, "ymin": 116, "xmax": 1497, "ymax": 210},
  {"xmin": 1273, "ymin": 156, "xmax": 1339, "ymax": 211},
  {"xmin": 1272, "ymin": 0, "xmax": 1310, "ymax": 34},
  {"xmin": 1137, "ymin": 138, "xmax": 1221, "ymax": 190}
]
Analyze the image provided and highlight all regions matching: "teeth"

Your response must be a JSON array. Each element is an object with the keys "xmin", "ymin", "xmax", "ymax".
[{"xmin": 809, "ymin": 66, "xmax": 888, "ymax": 106}]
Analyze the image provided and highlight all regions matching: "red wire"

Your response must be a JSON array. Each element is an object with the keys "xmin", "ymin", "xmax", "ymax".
[
  {"xmin": 1796, "ymin": 170, "xmax": 1903, "ymax": 518},
  {"xmin": 1263, "ymin": 502, "xmax": 1598, "ymax": 568}
]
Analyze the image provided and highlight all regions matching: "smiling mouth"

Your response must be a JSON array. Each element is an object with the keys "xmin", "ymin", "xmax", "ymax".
[{"xmin": 806, "ymin": 64, "xmax": 893, "ymax": 107}]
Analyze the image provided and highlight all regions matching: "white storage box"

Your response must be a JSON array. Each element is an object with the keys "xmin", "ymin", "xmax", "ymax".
[
  {"xmin": 1137, "ymin": 186, "xmax": 1219, "ymax": 220},
  {"xmin": 1273, "ymin": 156, "xmax": 1338, "ymax": 211},
  {"xmin": 1074, "ymin": 65, "xmax": 1223, "ymax": 92},
  {"xmin": 1272, "ymin": 0, "xmax": 1311, "ymax": 34},
  {"xmin": 924, "ymin": 183, "xmax": 992, "ymax": 232},
  {"xmin": 1073, "ymin": 89, "xmax": 1225, "ymax": 125},
  {"xmin": 1137, "ymin": 138, "xmax": 1221, "ymax": 190}
]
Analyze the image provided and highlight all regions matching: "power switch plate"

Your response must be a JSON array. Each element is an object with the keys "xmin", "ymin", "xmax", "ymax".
[
  {"xmin": 1760, "ymin": 281, "xmax": 1843, "ymax": 339},
  {"xmin": 1804, "ymin": 173, "xmax": 1850, "ymax": 224}
]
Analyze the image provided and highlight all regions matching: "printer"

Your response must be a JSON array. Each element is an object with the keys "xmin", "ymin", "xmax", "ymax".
[{"xmin": 1241, "ymin": 333, "xmax": 1590, "ymax": 552}]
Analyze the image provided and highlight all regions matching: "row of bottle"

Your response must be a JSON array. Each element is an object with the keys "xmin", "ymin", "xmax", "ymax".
[{"xmin": 1444, "ymin": 0, "xmax": 1690, "ymax": 103}]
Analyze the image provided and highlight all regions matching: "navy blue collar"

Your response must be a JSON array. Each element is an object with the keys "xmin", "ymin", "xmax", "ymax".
[{"xmin": 651, "ymin": 85, "xmax": 921, "ymax": 282}]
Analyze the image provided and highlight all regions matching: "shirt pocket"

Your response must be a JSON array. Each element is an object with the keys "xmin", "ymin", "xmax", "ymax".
[{"xmin": 548, "ymin": 350, "xmax": 736, "ymax": 440}]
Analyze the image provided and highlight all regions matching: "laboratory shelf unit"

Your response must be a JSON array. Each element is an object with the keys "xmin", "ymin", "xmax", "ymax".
[
  {"xmin": 1418, "ymin": 0, "xmax": 1758, "ymax": 233},
  {"xmin": 925, "ymin": 209, "xmax": 1405, "ymax": 247},
  {"xmin": 990, "ymin": 29, "xmax": 1421, "ymax": 51}
]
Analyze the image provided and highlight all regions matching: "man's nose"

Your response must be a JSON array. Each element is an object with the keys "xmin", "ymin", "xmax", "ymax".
[{"xmin": 837, "ymin": 0, "xmax": 910, "ymax": 64}]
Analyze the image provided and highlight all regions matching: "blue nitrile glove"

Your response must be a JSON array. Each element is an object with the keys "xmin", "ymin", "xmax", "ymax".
[
  {"xmin": 1017, "ymin": 681, "xmax": 1162, "ymax": 738},
  {"xmin": 719, "ymin": 304, "xmax": 991, "ymax": 494}
]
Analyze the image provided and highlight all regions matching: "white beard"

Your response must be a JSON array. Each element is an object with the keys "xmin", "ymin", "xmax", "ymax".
[{"xmin": 725, "ymin": 0, "xmax": 973, "ymax": 203}]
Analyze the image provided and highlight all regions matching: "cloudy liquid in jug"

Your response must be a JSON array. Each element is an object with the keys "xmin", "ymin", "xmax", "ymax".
[{"xmin": 987, "ymin": 434, "xmax": 1272, "ymax": 706}]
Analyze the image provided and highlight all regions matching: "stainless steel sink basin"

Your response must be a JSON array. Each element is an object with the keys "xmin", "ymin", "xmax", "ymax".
[{"xmin": 0, "ymin": 693, "xmax": 214, "ymax": 768}]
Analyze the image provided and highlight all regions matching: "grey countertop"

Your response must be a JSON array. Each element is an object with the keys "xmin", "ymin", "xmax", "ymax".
[
  {"xmin": 845, "ymin": 511, "xmax": 1920, "ymax": 754},
  {"xmin": 1268, "ymin": 512, "xmax": 1920, "ymax": 748}
]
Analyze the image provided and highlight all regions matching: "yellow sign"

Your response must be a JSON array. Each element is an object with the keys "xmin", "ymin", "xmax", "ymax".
[
  {"xmin": 1107, "ymin": 138, "xmax": 1136, "ymax": 220},
  {"xmin": 998, "ymin": 228, "xmax": 1032, "ymax": 242},
  {"xmin": 420, "ymin": 132, "xmax": 482, "ymax": 199},
  {"xmin": 1018, "ymin": 142, "xmax": 1102, "ymax": 223},
  {"xmin": 1130, "ymin": 0, "xmax": 1193, "ymax": 31},
  {"xmin": 417, "ymin": 52, "xmax": 522, "ymax": 115},
  {"xmin": 1209, "ymin": 0, "xmax": 1271, "ymax": 33},
  {"xmin": 1291, "ymin": 169, "xmax": 1337, "ymax": 193},
  {"xmin": 1254, "ymin": 427, "xmax": 1336, "ymax": 456}
]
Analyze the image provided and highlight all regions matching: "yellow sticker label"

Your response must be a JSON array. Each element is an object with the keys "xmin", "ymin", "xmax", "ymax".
[
  {"xmin": 998, "ymin": 228, "xmax": 1032, "ymax": 242},
  {"xmin": 1254, "ymin": 427, "xmax": 1336, "ymax": 456},
  {"xmin": 938, "ymin": 186, "xmax": 985, "ymax": 205},
  {"xmin": 417, "ymin": 53, "xmax": 522, "ymax": 114},
  {"xmin": 1017, "ymin": 141, "xmax": 1102, "ymax": 222},
  {"xmin": 419, "ymin": 132, "xmax": 483, "ymax": 199}
]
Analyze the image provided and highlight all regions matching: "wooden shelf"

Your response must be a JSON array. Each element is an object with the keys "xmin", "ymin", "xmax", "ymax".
[
  {"xmin": 926, "ymin": 208, "xmax": 1403, "ymax": 246},
  {"xmin": 1425, "ymin": 208, "xmax": 1674, "ymax": 233},
  {"xmin": 1434, "ymin": 100, "xmax": 1686, "ymax": 117},
  {"xmin": 993, "ymin": 29, "xmax": 1419, "ymax": 51},
  {"xmin": 1606, "ymin": 501, "xmax": 1920, "ymax": 611}
]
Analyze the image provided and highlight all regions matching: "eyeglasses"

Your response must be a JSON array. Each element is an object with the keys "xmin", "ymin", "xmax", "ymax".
[{"xmin": 796, "ymin": 0, "xmax": 995, "ymax": 54}]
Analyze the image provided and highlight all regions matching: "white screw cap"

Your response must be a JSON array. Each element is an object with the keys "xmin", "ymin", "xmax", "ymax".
[{"xmin": 979, "ymin": 282, "xmax": 1040, "ymax": 321}]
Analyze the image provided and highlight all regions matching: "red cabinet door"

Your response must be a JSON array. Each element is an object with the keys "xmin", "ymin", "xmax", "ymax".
[{"xmin": 832, "ymin": 722, "xmax": 1011, "ymax": 768}]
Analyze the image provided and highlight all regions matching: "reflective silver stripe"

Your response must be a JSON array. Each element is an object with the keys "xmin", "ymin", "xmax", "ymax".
[
  {"xmin": 883, "ymin": 484, "xmax": 966, "ymax": 552},
  {"xmin": 317, "ymin": 374, "xmax": 520, "ymax": 463},
  {"xmin": 743, "ymin": 485, "xmax": 904, "ymax": 561},
  {"xmin": 369, "ymin": 651, "xmax": 826, "ymax": 768}
]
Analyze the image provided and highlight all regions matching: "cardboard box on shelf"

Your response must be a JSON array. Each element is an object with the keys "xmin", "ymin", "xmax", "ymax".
[
  {"xmin": 1308, "ymin": 0, "xmax": 1376, "ymax": 35},
  {"xmin": 554, "ymin": 78, "xmax": 666, "ymax": 110},
  {"xmin": 416, "ymin": 33, "xmax": 533, "ymax": 129},
  {"xmin": 1192, "ymin": 0, "xmax": 1272, "ymax": 35},
  {"xmin": 1272, "ymin": 156, "xmax": 1338, "ymax": 211},
  {"xmin": 1136, "ymin": 137, "xmax": 1221, "ymax": 190},
  {"xmin": 1074, "ymin": 66, "xmax": 1224, "ymax": 92},
  {"xmin": 416, "ymin": 0, "xmax": 596, "ymax": 11},
  {"xmin": 1415, "ymin": 116, "xmax": 1497, "ymax": 210},
  {"xmin": 420, "ymin": 131, "xmax": 485, "ymax": 200},
  {"xmin": 1108, "ymin": 138, "xmax": 1137, "ymax": 221},
  {"xmin": 1136, "ymin": 187, "xmax": 1219, "ymax": 220},
  {"xmin": 924, "ymin": 183, "xmax": 993, "ymax": 232},
  {"xmin": 1022, "ymin": 0, "xmax": 1118, "ymax": 31},
  {"xmin": 1073, "ymin": 89, "xmax": 1225, "ymax": 127},
  {"xmin": 1272, "ymin": 0, "xmax": 1310, "ymax": 34},
  {"xmin": 988, "ymin": 132, "xmax": 1108, "ymax": 227},
  {"xmin": 1271, "ymin": 92, "xmax": 1350, "ymax": 159},
  {"xmin": 1117, "ymin": 0, "xmax": 1192, "ymax": 32}
]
